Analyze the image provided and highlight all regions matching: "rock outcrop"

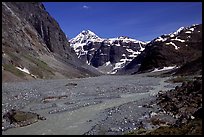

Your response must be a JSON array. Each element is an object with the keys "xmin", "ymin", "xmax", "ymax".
[{"xmin": 157, "ymin": 77, "xmax": 202, "ymax": 125}]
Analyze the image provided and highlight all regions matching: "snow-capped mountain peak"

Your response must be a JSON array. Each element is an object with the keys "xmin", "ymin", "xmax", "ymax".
[
  {"xmin": 69, "ymin": 30, "xmax": 103, "ymax": 46},
  {"xmin": 69, "ymin": 30, "xmax": 147, "ymax": 74},
  {"xmin": 81, "ymin": 30, "xmax": 96, "ymax": 36}
]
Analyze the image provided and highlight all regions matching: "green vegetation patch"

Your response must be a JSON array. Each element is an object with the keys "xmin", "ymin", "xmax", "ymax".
[
  {"xmin": 22, "ymin": 54, "xmax": 55, "ymax": 78},
  {"xmin": 23, "ymin": 54, "xmax": 49, "ymax": 70},
  {"xmin": 3, "ymin": 64, "xmax": 25, "ymax": 77}
]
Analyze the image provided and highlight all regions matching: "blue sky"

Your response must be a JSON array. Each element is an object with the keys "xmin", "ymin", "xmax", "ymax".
[{"xmin": 43, "ymin": 2, "xmax": 202, "ymax": 42}]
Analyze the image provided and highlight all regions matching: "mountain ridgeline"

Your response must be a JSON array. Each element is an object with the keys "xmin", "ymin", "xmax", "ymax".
[
  {"xmin": 120, "ymin": 24, "xmax": 202, "ymax": 74},
  {"xmin": 2, "ymin": 2, "xmax": 202, "ymax": 82},
  {"xmin": 70, "ymin": 25, "xmax": 202, "ymax": 75},
  {"xmin": 69, "ymin": 30, "xmax": 146, "ymax": 74}
]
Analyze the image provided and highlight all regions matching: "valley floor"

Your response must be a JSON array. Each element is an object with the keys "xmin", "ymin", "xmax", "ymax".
[{"xmin": 2, "ymin": 72, "xmax": 179, "ymax": 135}]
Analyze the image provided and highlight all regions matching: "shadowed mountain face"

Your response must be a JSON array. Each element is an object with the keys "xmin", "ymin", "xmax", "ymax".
[
  {"xmin": 119, "ymin": 24, "xmax": 202, "ymax": 74},
  {"xmin": 2, "ymin": 2, "xmax": 101, "ymax": 82},
  {"xmin": 174, "ymin": 56, "xmax": 202, "ymax": 76}
]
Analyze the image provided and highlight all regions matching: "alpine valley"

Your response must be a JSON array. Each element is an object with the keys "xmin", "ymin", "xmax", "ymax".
[
  {"xmin": 2, "ymin": 2, "xmax": 202, "ymax": 81},
  {"xmin": 2, "ymin": 2, "xmax": 202, "ymax": 135}
]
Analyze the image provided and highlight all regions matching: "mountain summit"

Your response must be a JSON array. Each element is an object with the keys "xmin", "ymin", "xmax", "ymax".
[
  {"xmin": 69, "ymin": 30, "xmax": 147, "ymax": 74},
  {"xmin": 70, "ymin": 30, "xmax": 103, "ymax": 46}
]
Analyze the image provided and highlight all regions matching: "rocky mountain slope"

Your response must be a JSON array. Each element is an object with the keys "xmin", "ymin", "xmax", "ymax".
[
  {"xmin": 119, "ymin": 24, "xmax": 202, "ymax": 74},
  {"xmin": 70, "ymin": 30, "xmax": 147, "ymax": 74},
  {"xmin": 2, "ymin": 2, "xmax": 101, "ymax": 82},
  {"xmin": 174, "ymin": 56, "xmax": 202, "ymax": 76}
]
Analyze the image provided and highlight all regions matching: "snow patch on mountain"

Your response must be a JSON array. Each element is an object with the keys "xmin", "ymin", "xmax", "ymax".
[
  {"xmin": 151, "ymin": 65, "xmax": 178, "ymax": 72},
  {"xmin": 16, "ymin": 66, "xmax": 37, "ymax": 78},
  {"xmin": 108, "ymin": 36, "xmax": 146, "ymax": 45},
  {"xmin": 16, "ymin": 67, "xmax": 30, "ymax": 74},
  {"xmin": 172, "ymin": 27, "xmax": 185, "ymax": 36},
  {"xmin": 105, "ymin": 61, "xmax": 111, "ymax": 66},
  {"xmin": 165, "ymin": 42, "xmax": 179, "ymax": 50},
  {"xmin": 154, "ymin": 37, "xmax": 167, "ymax": 42},
  {"xmin": 186, "ymin": 31, "xmax": 192, "ymax": 34},
  {"xmin": 172, "ymin": 37, "xmax": 185, "ymax": 42}
]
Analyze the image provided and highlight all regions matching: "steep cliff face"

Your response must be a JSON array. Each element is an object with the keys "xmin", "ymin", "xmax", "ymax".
[
  {"xmin": 6, "ymin": 2, "xmax": 71, "ymax": 58},
  {"xmin": 70, "ymin": 30, "xmax": 146, "ymax": 74},
  {"xmin": 119, "ymin": 24, "xmax": 202, "ymax": 74},
  {"xmin": 2, "ymin": 2, "xmax": 100, "ymax": 82},
  {"xmin": 89, "ymin": 37, "xmax": 146, "ymax": 68}
]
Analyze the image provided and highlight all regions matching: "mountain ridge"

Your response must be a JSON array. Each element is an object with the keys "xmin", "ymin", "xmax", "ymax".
[
  {"xmin": 69, "ymin": 30, "xmax": 147, "ymax": 74},
  {"xmin": 119, "ymin": 23, "xmax": 202, "ymax": 75},
  {"xmin": 69, "ymin": 23, "xmax": 202, "ymax": 75}
]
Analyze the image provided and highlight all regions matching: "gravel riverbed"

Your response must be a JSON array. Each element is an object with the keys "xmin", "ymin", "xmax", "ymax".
[{"xmin": 2, "ymin": 73, "xmax": 179, "ymax": 135}]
